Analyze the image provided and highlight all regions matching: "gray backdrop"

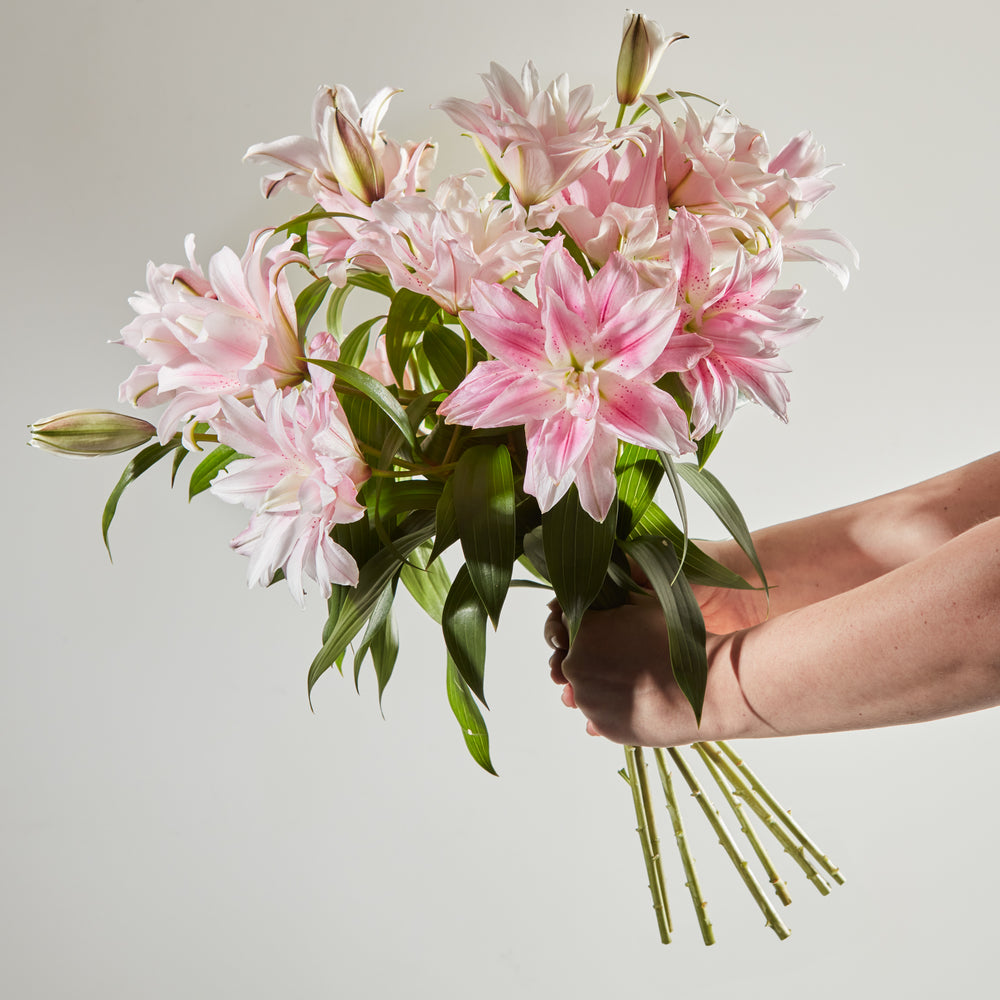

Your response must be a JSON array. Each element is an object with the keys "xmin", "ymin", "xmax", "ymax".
[{"xmin": 4, "ymin": 1, "xmax": 997, "ymax": 996}]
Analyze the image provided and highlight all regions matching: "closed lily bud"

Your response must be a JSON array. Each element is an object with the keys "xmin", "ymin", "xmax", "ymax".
[
  {"xmin": 616, "ymin": 11, "xmax": 688, "ymax": 107},
  {"xmin": 28, "ymin": 409, "xmax": 156, "ymax": 457},
  {"xmin": 328, "ymin": 106, "xmax": 386, "ymax": 205}
]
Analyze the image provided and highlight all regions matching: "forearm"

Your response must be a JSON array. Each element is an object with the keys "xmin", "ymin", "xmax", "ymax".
[
  {"xmin": 725, "ymin": 516, "xmax": 1000, "ymax": 740},
  {"xmin": 713, "ymin": 452, "xmax": 1000, "ymax": 618}
]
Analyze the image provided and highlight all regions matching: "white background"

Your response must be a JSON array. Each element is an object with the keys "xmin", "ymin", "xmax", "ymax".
[{"xmin": 4, "ymin": 1, "xmax": 998, "ymax": 996}]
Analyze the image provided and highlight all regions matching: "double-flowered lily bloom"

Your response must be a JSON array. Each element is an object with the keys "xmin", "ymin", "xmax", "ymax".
[
  {"xmin": 117, "ymin": 232, "xmax": 311, "ymax": 446},
  {"xmin": 438, "ymin": 239, "xmax": 709, "ymax": 520},
  {"xmin": 210, "ymin": 381, "xmax": 369, "ymax": 605},
  {"xmin": 437, "ymin": 62, "xmax": 613, "ymax": 208}
]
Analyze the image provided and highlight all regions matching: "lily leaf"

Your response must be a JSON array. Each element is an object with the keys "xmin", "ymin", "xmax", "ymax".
[
  {"xmin": 446, "ymin": 655, "xmax": 497, "ymax": 775},
  {"xmin": 672, "ymin": 463, "xmax": 768, "ymax": 589},
  {"xmin": 442, "ymin": 565, "xmax": 489, "ymax": 706},
  {"xmin": 308, "ymin": 513, "xmax": 435, "ymax": 703},
  {"xmin": 615, "ymin": 443, "xmax": 663, "ymax": 540},
  {"xmin": 399, "ymin": 541, "xmax": 451, "ymax": 624},
  {"xmin": 353, "ymin": 579, "xmax": 397, "ymax": 693},
  {"xmin": 452, "ymin": 444, "xmax": 516, "ymax": 627},
  {"xmin": 295, "ymin": 276, "xmax": 331, "ymax": 339},
  {"xmin": 102, "ymin": 439, "xmax": 183, "ymax": 557},
  {"xmin": 429, "ymin": 477, "xmax": 460, "ymax": 564},
  {"xmin": 622, "ymin": 536, "xmax": 708, "ymax": 723},
  {"xmin": 188, "ymin": 445, "xmax": 244, "ymax": 500},
  {"xmin": 308, "ymin": 359, "xmax": 417, "ymax": 452},
  {"xmin": 542, "ymin": 486, "xmax": 617, "ymax": 644},
  {"xmin": 423, "ymin": 324, "xmax": 470, "ymax": 392},
  {"xmin": 384, "ymin": 288, "xmax": 441, "ymax": 388}
]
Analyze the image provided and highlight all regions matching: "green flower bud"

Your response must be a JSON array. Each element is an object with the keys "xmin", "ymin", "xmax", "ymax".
[
  {"xmin": 329, "ymin": 107, "xmax": 386, "ymax": 205},
  {"xmin": 616, "ymin": 11, "xmax": 687, "ymax": 107},
  {"xmin": 28, "ymin": 409, "xmax": 157, "ymax": 457}
]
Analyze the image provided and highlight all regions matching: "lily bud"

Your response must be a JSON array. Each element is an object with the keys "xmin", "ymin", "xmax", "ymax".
[
  {"xmin": 328, "ymin": 106, "xmax": 386, "ymax": 205},
  {"xmin": 28, "ymin": 409, "xmax": 156, "ymax": 457},
  {"xmin": 616, "ymin": 11, "xmax": 688, "ymax": 107}
]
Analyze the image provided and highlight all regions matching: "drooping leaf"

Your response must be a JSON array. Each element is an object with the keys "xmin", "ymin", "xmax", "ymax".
[
  {"xmin": 102, "ymin": 439, "xmax": 183, "ymax": 557},
  {"xmin": 442, "ymin": 564, "xmax": 489, "ymax": 705},
  {"xmin": 170, "ymin": 445, "xmax": 188, "ymax": 487},
  {"xmin": 188, "ymin": 445, "xmax": 244, "ymax": 500},
  {"xmin": 672, "ymin": 463, "xmax": 768, "ymax": 589},
  {"xmin": 295, "ymin": 275, "xmax": 331, "ymax": 339},
  {"xmin": 399, "ymin": 541, "xmax": 451, "ymax": 624},
  {"xmin": 658, "ymin": 452, "xmax": 689, "ymax": 577},
  {"xmin": 384, "ymin": 288, "xmax": 441, "ymax": 388},
  {"xmin": 308, "ymin": 358, "xmax": 418, "ymax": 452},
  {"xmin": 542, "ymin": 485, "xmax": 617, "ymax": 644},
  {"xmin": 615, "ymin": 443, "xmax": 663, "ymax": 540},
  {"xmin": 371, "ymin": 610, "xmax": 400, "ymax": 709},
  {"xmin": 429, "ymin": 477, "xmax": 459, "ymax": 564},
  {"xmin": 622, "ymin": 536, "xmax": 708, "ymax": 723},
  {"xmin": 308, "ymin": 513, "xmax": 435, "ymax": 703},
  {"xmin": 452, "ymin": 444, "xmax": 516, "ymax": 627},
  {"xmin": 353, "ymin": 579, "xmax": 398, "ymax": 692},
  {"xmin": 446, "ymin": 655, "xmax": 497, "ymax": 775}
]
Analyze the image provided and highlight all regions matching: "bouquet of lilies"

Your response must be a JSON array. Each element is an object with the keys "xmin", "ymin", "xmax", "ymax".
[{"xmin": 30, "ymin": 12, "xmax": 856, "ymax": 943}]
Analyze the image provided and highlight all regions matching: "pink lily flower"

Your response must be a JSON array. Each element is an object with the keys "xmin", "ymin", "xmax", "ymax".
[
  {"xmin": 349, "ymin": 175, "xmax": 544, "ymax": 314},
  {"xmin": 117, "ymin": 231, "xmax": 310, "ymax": 446},
  {"xmin": 669, "ymin": 208, "xmax": 819, "ymax": 437},
  {"xmin": 210, "ymin": 382, "xmax": 369, "ymax": 605},
  {"xmin": 437, "ymin": 62, "xmax": 613, "ymax": 207},
  {"xmin": 438, "ymin": 239, "xmax": 707, "ymax": 521}
]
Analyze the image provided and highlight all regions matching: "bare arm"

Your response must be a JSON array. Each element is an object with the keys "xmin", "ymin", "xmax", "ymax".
[
  {"xmin": 697, "ymin": 452, "xmax": 1000, "ymax": 633},
  {"xmin": 552, "ymin": 516, "xmax": 1000, "ymax": 747}
]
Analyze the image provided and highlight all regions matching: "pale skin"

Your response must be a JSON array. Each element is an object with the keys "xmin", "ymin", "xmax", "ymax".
[{"xmin": 544, "ymin": 453, "xmax": 1000, "ymax": 747}]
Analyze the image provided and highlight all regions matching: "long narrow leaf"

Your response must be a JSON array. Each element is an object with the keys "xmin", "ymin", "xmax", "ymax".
[
  {"xmin": 542, "ymin": 486, "xmax": 617, "ymax": 644},
  {"xmin": 371, "ymin": 611, "xmax": 399, "ymax": 709},
  {"xmin": 429, "ymin": 477, "xmax": 459, "ymax": 564},
  {"xmin": 672, "ymin": 463, "xmax": 768, "ymax": 588},
  {"xmin": 622, "ymin": 536, "xmax": 708, "ymax": 723},
  {"xmin": 102, "ymin": 439, "xmax": 182, "ymax": 557},
  {"xmin": 446, "ymin": 655, "xmax": 497, "ymax": 775},
  {"xmin": 384, "ymin": 288, "xmax": 440, "ymax": 388},
  {"xmin": 353, "ymin": 580, "xmax": 398, "ymax": 692},
  {"xmin": 452, "ymin": 444, "xmax": 516, "ymax": 627},
  {"xmin": 307, "ymin": 514, "xmax": 435, "ymax": 703},
  {"xmin": 442, "ymin": 565, "xmax": 488, "ymax": 706},
  {"xmin": 658, "ymin": 452, "xmax": 689, "ymax": 575},
  {"xmin": 308, "ymin": 358, "xmax": 418, "ymax": 451},
  {"xmin": 399, "ymin": 542, "xmax": 451, "ymax": 624},
  {"xmin": 188, "ymin": 445, "xmax": 244, "ymax": 500},
  {"xmin": 295, "ymin": 276, "xmax": 331, "ymax": 338},
  {"xmin": 616, "ymin": 443, "xmax": 663, "ymax": 540}
]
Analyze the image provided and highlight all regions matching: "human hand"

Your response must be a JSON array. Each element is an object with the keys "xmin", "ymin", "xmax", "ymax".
[{"xmin": 544, "ymin": 594, "xmax": 755, "ymax": 747}]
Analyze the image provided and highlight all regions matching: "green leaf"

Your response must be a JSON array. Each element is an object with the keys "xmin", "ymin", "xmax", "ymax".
[
  {"xmin": 658, "ymin": 452, "xmax": 689, "ymax": 577},
  {"xmin": 353, "ymin": 579, "xmax": 397, "ymax": 694},
  {"xmin": 102, "ymin": 439, "xmax": 183, "ymax": 557},
  {"xmin": 622, "ymin": 536, "xmax": 708, "ymax": 723},
  {"xmin": 615, "ymin": 443, "xmax": 663, "ymax": 540},
  {"xmin": 371, "ymin": 610, "xmax": 399, "ymax": 708},
  {"xmin": 429, "ymin": 477, "xmax": 460, "ymax": 564},
  {"xmin": 400, "ymin": 541, "xmax": 452, "ymax": 624},
  {"xmin": 309, "ymin": 359, "xmax": 418, "ymax": 451},
  {"xmin": 169, "ymin": 446, "xmax": 188, "ymax": 487},
  {"xmin": 384, "ymin": 288, "xmax": 441, "ymax": 388},
  {"xmin": 696, "ymin": 427, "xmax": 723, "ymax": 469},
  {"xmin": 188, "ymin": 445, "xmax": 244, "ymax": 500},
  {"xmin": 346, "ymin": 270, "xmax": 394, "ymax": 297},
  {"xmin": 442, "ymin": 565, "xmax": 488, "ymax": 705},
  {"xmin": 325, "ymin": 284, "xmax": 353, "ymax": 340},
  {"xmin": 369, "ymin": 479, "xmax": 444, "ymax": 523},
  {"xmin": 422, "ymin": 324, "xmax": 467, "ymax": 391},
  {"xmin": 452, "ymin": 444, "xmax": 516, "ymax": 627},
  {"xmin": 542, "ymin": 486, "xmax": 617, "ymax": 644},
  {"xmin": 446, "ymin": 655, "xmax": 497, "ymax": 775},
  {"xmin": 295, "ymin": 276, "xmax": 331, "ymax": 339},
  {"xmin": 672, "ymin": 463, "xmax": 768, "ymax": 589},
  {"xmin": 308, "ymin": 513, "xmax": 435, "ymax": 703},
  {"xmin": 338, "ymin": 316, "xmax": 384, "ymax": 368}
]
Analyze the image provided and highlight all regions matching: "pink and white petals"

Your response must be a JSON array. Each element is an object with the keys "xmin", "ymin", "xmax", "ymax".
[
  {"xmin": 210, "ymin": 383, "xmax": 369, "ymax": 605},
  {"xmin": 117, "ymin": 231, "xmax": 309, "ymax": 446},
  {"xmin": 439, "ymin": 240, "xmax": 697, "ymax": 521}
]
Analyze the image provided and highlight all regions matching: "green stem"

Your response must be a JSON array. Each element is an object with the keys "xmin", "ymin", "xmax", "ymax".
[
  {"xmin": 692, "ymin": 744, "xmax": 792, "ymax": 907},
  {"xmin": 717, "ymin": 741, "xmax": 845, "ymax": 886},
  {"xmin": 623, "ymin": 746, "xmax": 671, "ymax": 944},
  {"xmin": 615, "ymin": 103, "xmax": 627, "ymax": 128},
  {"xmin": 667, "ymin": 747, "xmax": 791, "ymax": 941},
  {"xmin": 653, "ymin": 749, "xmax": 715, "ymax": 945}
]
